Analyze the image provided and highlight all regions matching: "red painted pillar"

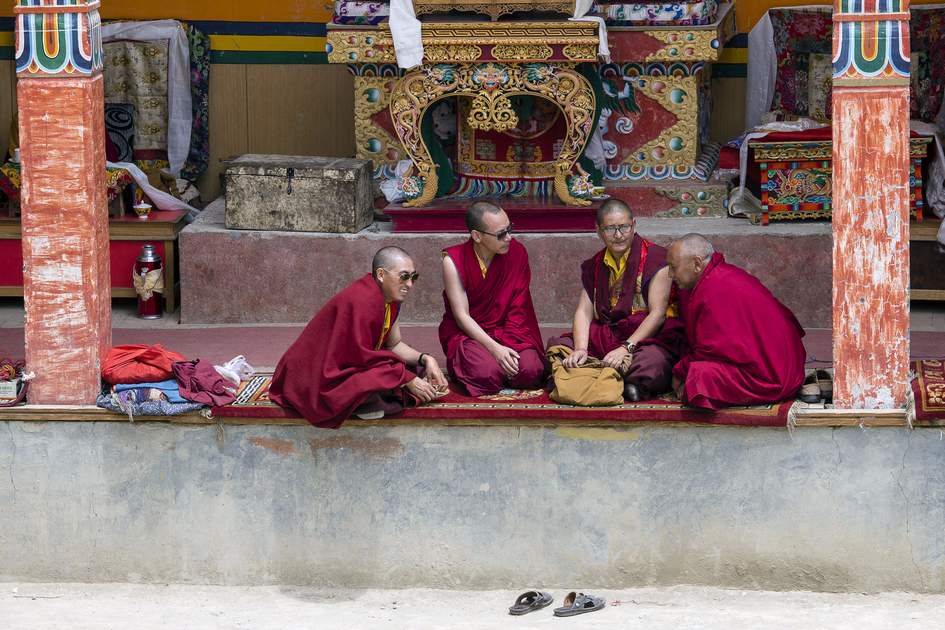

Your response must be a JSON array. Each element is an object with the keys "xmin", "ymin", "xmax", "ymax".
[
  {"xmin": 831, "ymin": 0, "xmax": 911, "ymax": 409},
  {"xmin": 16, "ymin": 1, "xmax": 110, "ymax": 404}
]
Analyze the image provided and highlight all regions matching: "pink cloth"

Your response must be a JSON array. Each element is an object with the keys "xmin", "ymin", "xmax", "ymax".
[{"xmin": 172, "ymin": 359, "xmax": 237, "ymax": 407}]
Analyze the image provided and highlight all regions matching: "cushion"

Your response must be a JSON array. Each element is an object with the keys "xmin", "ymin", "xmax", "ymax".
[
  {"xmin": 807, "ymin": 53, "xmax": 833, "ymax": 123},
  {"xmin": 104, "ymin": 102, "xmax": 135, "ymax": 163}
]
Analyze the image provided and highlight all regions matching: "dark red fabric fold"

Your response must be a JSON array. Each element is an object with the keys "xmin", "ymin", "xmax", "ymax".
[
  {"xmin": 438, "ymin": 238, "xmax": 544, "ymax": 359},
  {"xmin": 173, "ymin": 359, "xmax": 237, "ymax": 407},
  {"xmin": 673, "ymin": 253, "xmax": 806, "ymax": 410},
  {"xmin": 269, "ymin": 274, "xmax": 414, "ymax": 429}
]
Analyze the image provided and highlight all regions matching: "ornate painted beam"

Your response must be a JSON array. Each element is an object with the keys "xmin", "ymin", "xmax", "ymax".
[
  {"xmin": 15, "ymin": 0, "xmax": 110, "ymax": 404},
  {"xmin": 831, "ymin": 0, "xmax": 911, "ymax": 409}
]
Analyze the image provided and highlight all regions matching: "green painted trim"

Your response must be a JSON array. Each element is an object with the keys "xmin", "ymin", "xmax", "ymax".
[
  {"xmin": 210, "ymin": 50, "xmax": 328, "ymax": 64},
  {"xmin": 0, "ymin": 46, "xmax": 12, "ymax": 61},
  {"xmin": 711, "ymin": 63, "xmax": 746, "ymax": 79}
]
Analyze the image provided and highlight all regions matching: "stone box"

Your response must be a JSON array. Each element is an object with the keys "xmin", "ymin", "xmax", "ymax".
[{"xmin": 224, "ymin": 155, "xmax": 373, "ymax": 233}]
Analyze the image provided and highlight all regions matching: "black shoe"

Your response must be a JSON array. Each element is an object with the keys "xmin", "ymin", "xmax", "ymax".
[{"xmin": 623, "ymin": 382, "xmax": 641, "ymax": 402}]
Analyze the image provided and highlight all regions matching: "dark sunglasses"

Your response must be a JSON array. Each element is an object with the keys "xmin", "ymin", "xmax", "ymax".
[
  {"xmin": 385, "ymin": 269, "xmax": 419, "ymax": 283},
  {"xmin": 478, "ymin": 223, "xmax": 514, "ymax": 241}
]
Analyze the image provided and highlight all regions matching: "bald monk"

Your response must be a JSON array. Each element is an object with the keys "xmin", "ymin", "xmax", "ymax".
[
  {"xmin": 548, "ymin": 199, "xmax": 686, "ymax": 401},
  {"xmin": 666, "ymin": 234, "xmax": 806, "ymax": 410},
  {"xmin": 269, "ymin": 246, "xmax": 448, "ymax": 428},
  {"xmin": 440, "ymin": 202, "xmax": 546, "ymax": 396}
]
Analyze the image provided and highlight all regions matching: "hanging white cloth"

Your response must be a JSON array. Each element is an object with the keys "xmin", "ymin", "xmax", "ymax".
[
  {"xmin": 101, "ymin": 20, "xmax": 193, "ymax": 177},
  {"xmin": 389, "ymin": 0, "xmax": 424, "ymax": 69},
  {"xmin": 570, "ymin": 0, "xmax": 610, "ymax": 63},
  {"xmin": 108, "ymin": 161, "xmax": 199, "ymax": 219}
]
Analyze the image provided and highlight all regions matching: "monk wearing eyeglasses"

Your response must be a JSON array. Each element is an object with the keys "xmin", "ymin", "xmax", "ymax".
[
  {"xmin": 439, "ymin": 201, "xmax": 546, "ymax": 396},
  {"xmin": 548, "ymin": 199, "xmax": 686, "ymax": 401},
  {"xmin": 269, "ymin": 246, "xmax": 448, "ymax": 428}
]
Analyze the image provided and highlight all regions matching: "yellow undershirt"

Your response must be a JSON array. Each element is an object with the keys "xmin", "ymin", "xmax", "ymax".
[
  {"xmin": 377, "ymin": 303, "xmax": 392, "ymax": 349},
  {"xmin": 602, "ymin": 248, "xmax": 630, "ymax": 308},
  {"xmin": 474, "ymin": 249, "xmax": 489, "ymax": 278}
]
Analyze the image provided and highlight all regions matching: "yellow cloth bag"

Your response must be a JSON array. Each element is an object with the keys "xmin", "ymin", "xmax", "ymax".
[{"xmin": 547, "ymin": 345, "xmax": 624, "ymax": 407}]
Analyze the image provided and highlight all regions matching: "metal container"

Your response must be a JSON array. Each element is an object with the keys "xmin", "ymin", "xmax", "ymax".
[{"xmin": 134, "ymin": 243, "xmax": 163, "ymax": 319}]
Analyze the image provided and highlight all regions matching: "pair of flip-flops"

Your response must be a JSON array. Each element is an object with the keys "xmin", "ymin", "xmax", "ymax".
[{"xmin": 508, "ymin": 590, "xmax": 605, "ymax": 617}]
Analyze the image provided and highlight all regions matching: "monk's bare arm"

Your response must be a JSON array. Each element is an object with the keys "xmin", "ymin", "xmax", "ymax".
[
  {"xmin": 629, "ymin": 267, "xmax": 671, "ymax": 343},
  {"xmin": 442, "ymin": 256, "xmax": 503, "ymax": 353},
  {"xmin": 563, "ymin": 289, "xmax": 594, "ymax": 368},
  {"xmin": 442, "ymin": 256, "xmax": 520, "ymax": 375},
  {"xmin": 384, "ymin": 321, "xmax": 448, "ymax": 389},
  {"xmin": 572, "ymin": 289, "xmax": 593, "ymax": 350}
]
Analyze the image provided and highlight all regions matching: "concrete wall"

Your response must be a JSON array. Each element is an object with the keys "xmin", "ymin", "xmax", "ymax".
[
  {"xmin": 2, "ymin": 420, "xmax": 944, "ymax": 593},
  {"xmin": 181, "ymin": 201, "xmax": 832, "ymax": 328}
]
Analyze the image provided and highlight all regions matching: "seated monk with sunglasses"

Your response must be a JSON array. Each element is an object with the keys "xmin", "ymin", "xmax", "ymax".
[
  {"xmin": 269, "ymin": 246, "xmax": 448, "ymax": 428},
  {"xmin": 439, "ymin": 202, "xmax": 546, "ymax": 396}
]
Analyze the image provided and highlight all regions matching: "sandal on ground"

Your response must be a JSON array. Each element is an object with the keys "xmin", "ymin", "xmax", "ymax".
[
  {"xmin": 553, "ymin": 591, "xmax": 605, "ymax": 617},
  {"xmin": 799, "ymin": 371, "xmax": 822, "ymax": 403},
  {"xmin": 508, "ymin": 590, "xmax": 553, "ymax": 615},
  {"xmin": 354, "ymin": 410, "xmax": 384, "ymax": 420}
]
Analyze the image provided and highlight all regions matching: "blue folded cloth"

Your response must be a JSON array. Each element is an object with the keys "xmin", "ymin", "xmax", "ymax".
[{"xmin": 114, "ymin": 379, "xmax": 188, "ymax": 404}]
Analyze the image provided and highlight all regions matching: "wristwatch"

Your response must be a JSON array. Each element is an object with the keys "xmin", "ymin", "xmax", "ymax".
[{"xmin": 623, "ymin": 340, "xmax": 637, "ymax": 354}]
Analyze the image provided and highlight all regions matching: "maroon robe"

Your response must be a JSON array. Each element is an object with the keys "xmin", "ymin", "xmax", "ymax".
[
  {"xmin": 548, "ymin": 235, "xmax": 687, "ymax": 397},
  {"xmin": 439, "ymin": 238, "xmax": 545, "ymax": 395},
  {"xmin": 673, "ymin": 252, "xmax": 806, "ymax": 410},
  {"xmin": 269, "ymin": 274, "xmax": 414, "ymax": 428}
]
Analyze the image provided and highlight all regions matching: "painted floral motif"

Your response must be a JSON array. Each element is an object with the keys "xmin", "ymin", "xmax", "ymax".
[
  {"xmin": 472, "ymin": 63, "xmax": 510, "ymax": 91},
  {"xmin": 596, "ymin": 0, "xmax": 717, "ymax": 26},
  {"xmin": 768, "ymin": 9, "xmax": 831, "ymax": 119},
  {"xmin": 332, "ymin": 1, "xmax": 390, "ymax": 25}
]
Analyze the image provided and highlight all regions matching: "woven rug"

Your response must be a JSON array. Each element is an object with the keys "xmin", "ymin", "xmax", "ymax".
[
  {"xmin": 913, "ymin": 359, "xmax": 945, "ymax": 424},
  {"xmin": 212, "ymin": 372, "xmax": 795, "ymax": 427}
]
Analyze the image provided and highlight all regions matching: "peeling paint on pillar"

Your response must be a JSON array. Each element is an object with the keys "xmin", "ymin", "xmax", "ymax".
[
  {"xmin": 831, "ymin": 0, "xmax": 911, "ymax": 409},
  {"xmin": 16, "ymin": 1, "xmax": 110, "ymax": 404}
]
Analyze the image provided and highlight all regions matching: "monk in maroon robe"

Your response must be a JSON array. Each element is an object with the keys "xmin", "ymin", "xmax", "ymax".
[
  {"xmin": 667, "ymin": 234, "xmax": 806, "ymax": 410},
  {"xmin": 440, "ymin": 202, "xmax": 545, "ymax": 396},
  {"xmin": 270, "ymin": 246, "xmax": 448, "ymax": 428},
  {"xmin": 548, "ymin": 199, "xmax": 686, "ymax": 401}
]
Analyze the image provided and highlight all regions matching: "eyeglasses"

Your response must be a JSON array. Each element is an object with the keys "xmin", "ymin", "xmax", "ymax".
[
  {"xmin": 600, "ymin": 223, "xmax": 633, "ymax": 236},
  {"xmin": 384, "ymin": 269, "xmax": 420, "ymax": 283},
  {"xmin": 477, "ymin": 223, "xmax": 514, "ymax": 241}
]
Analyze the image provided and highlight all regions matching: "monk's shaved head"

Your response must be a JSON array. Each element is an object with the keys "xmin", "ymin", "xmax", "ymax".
[
  {"xmin": 673, "ymin": 233, "xmax": 715, "ymax": 260},
  {"xmin": 596, "ymin": 199, "xmax": 634, "ymax": 226},
  {"xmin": 466, "ymin": 201, "xmax": 503, "ymax": 232},
  {"xmin": 667, "ymin": 233, "xmax": 715, "ymax": 290},
  {"xmin": 371, "ymin": 246, "xmax": 413, "ymax": 275}
]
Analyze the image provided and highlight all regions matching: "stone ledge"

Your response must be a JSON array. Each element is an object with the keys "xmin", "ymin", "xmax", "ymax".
[
  {"xmin": 181, "ymin": 199, "xmax": 832, "ymax": 327},
  {"xmin": 0, "ymin": 404, "xmax": 913, "ymax": 428}
]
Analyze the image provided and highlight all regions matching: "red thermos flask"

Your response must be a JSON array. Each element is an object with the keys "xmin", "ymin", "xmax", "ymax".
[{"xmin": 134, "ymin": 243, "xmax": 163, "ymax": 319}]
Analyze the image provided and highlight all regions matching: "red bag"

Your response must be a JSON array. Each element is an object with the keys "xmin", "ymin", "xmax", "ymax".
[{"xmin": 102, "ymin": 344, "xmax": 188, "ymax": 385}]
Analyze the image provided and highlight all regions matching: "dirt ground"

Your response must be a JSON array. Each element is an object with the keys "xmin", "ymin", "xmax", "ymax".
[{"xmin": 2, "ymin": 583, "xmax": 945, "ymax": 629}]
